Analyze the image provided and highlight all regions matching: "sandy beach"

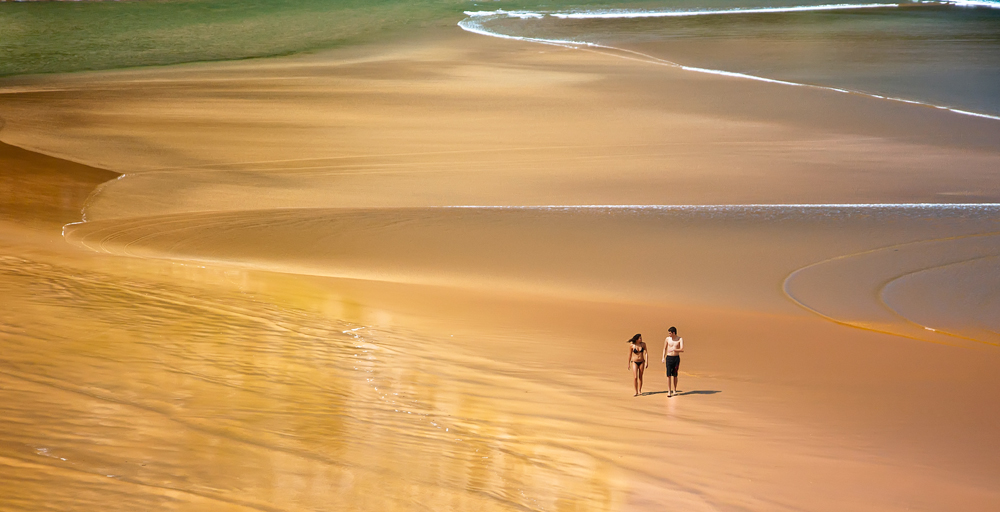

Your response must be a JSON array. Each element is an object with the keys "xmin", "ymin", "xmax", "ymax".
[{"xmin": 2, "ymin": 23, "xmax": 1000, "ymax": 512}]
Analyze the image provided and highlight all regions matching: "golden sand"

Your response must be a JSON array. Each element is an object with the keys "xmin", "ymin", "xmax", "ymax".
[{"xmin": 2, "ymin": 28, "xmax": 999, "ymax": 511}]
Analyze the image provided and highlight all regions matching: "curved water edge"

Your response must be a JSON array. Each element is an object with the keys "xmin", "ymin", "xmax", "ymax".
[
  {"xmin": 783, "ymin": 229, "xmax": 1000, "ymax": 347},
  {"xmin": 458, "ymin": 1, "xmax": 1000, "ymax": 121},
  {"xmin": 880, "ymin": 255, "xmax": 1000, "ymax": 341}
]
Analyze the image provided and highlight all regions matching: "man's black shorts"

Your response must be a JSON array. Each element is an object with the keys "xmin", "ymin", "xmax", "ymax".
[{"xmin": 665, "ymin": 355, "xmax": 680, "ymax": 377}]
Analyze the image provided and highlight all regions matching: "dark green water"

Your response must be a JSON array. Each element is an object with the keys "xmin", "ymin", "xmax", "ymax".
[
  {"xmin": 0, "ymin": 0, "xmax": 650, "ymax": 77},
  {"xmin": 0, "ymin": 0, "xmax": 458, "ymax": 77}
]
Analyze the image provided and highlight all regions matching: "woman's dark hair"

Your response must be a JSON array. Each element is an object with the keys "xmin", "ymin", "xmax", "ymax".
[
  {"xmin": 668, "ymin": 326, "xmax": 677, "ymax": 334},
  {"xmin": 627, "ymin": 333, "xmax": 641, "ymax": 344}
]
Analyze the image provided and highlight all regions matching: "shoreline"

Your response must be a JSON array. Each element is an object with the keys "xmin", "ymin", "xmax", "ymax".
[{"xmin": 459, "ymin": 3, "xmax": 1000, "ymax": 122}]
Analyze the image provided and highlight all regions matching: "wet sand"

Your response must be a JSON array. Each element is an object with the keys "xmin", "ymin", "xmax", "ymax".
[{"xmin": 2, "ymin": 27, "xmax": 1000, "ymax": 511}]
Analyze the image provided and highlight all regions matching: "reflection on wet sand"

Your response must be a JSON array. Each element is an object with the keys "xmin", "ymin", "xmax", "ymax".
[
  {"xmin": 0, "ymin": 253, "xmax": 631, "ymax": 511},
  {"xmin": 9, "ymin": 242, "xmax": 869, "ymax": 511}
]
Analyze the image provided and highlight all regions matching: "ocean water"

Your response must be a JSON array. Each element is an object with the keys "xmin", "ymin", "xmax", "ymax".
[
  {"xmin": 461, "ymin": 1, "xmax": 1000, "ymax": 118},
  {"xmin": 2, "ymin": 0, "xmax": 997, "ymax": 118}
]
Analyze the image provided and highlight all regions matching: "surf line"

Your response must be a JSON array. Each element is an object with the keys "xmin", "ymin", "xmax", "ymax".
[
  {"xmin": 458, "ymin": 5, "xmax": 1000, "ymax": 122},
  {"xmin": 547, "ymin": 3, "xmax": 903, "ymax": 18}
]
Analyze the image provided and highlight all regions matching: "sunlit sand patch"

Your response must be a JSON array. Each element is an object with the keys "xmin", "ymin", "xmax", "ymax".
[
  {"xmin": 0, "ymin": 254, "xmax": 627, "ymax": 510},
  {"xmin": 0, "ymin": 249, "xmax": 819, "ymax": 512}
]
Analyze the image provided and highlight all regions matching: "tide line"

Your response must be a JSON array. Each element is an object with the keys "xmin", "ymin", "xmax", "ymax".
[
  {"xmin": 549, "ymin": 3, "xmax": 900, "ymax": 19},
  {"xmin": 943, "ymin": 0, "xmax": 1000, "ymax": 8}
]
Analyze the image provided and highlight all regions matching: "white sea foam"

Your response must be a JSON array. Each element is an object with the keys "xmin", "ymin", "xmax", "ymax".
[
  {"xmin": 457, "ymin": 4, "xmax": 1000, "ymax": 122},
  {"xmin": 549, "ymin": 3, "xmax": 900, "ymax": 19},
  {"xmin": 947, "ymin": 108, "xmax": 1000, "ymax": 120},
  {"xmin": 942, "ymin": 0, "xmax": 1000, "ymax": 8},
  {"xmin": 678, "ymin": 65, "xmax": 804, "ymax": 86},
  {"xmin": 464, "ymin": 10, "xmax": 545, "ymax": 19},
  {"xmin": 457, "ymin": 17, "xmax": 588, "ymax": 47}
]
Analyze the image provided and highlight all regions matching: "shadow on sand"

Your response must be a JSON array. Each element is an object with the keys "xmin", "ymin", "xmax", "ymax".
[{"xmin": 641, "ymin": 390, "xmax": 721, "ymax": 397}]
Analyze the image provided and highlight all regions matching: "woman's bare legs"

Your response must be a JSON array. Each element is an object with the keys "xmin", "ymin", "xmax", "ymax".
[
  {"xmin": 633, "ymin": 363, "xmax": 646, "ymax": 396},
  {"xmin": 631, "ymin": 363, "xmax": 641, "ymax": 396}
]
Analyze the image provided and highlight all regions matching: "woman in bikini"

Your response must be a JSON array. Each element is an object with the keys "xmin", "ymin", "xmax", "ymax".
[{"xmin": 626, "ymin": 333, "xmax": 648, "ymax": 396}]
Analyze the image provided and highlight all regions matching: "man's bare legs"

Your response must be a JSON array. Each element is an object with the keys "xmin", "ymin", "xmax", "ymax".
[{"xmin": 663, "ymin": 328, "xmax": 683, "ymax": 397}]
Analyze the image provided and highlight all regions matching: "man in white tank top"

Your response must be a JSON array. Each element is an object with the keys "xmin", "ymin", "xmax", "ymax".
[{"xmin": 662, "ymin": 326, "xmax": 684, "ymax": 397}]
